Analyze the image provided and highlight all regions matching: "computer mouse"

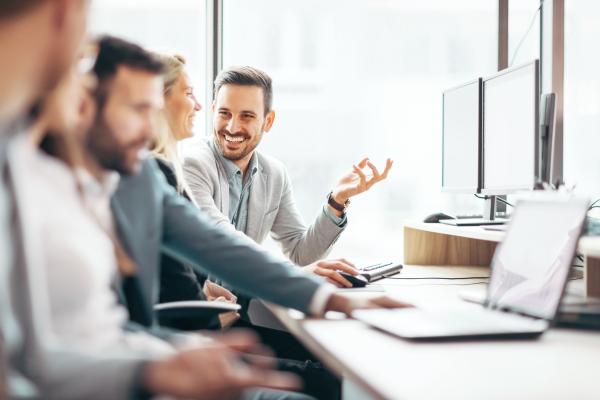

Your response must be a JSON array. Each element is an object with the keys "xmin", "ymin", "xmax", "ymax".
[
  {"xmin": 423, "ymin": 212, "xmax": 456, "ymax": 223},
  {"xmin": 338, "ymin": 271, "xmax": 368, "ymax": 288}
]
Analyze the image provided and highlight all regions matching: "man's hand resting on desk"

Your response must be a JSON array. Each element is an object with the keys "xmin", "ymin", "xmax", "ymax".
[
  {"xmin": 324, "ymin": 293, "xmax": 413, "ymax": 316},
  {"xmin": 303, "ymin": 258, "xmax": 360, "ymax": 288}
]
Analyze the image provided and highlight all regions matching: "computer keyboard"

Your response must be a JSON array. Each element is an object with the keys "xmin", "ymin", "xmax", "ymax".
[
  {"xmin": 456, "ymin": 214, "xmax": 483, "ymax": 219},
  {"xmin": 363, "ymin": 262, "xmax": 392, "ymax": 271},
  {"xmin": 360, "ymin": 262, "xmax": 403, "ymax": 282}
]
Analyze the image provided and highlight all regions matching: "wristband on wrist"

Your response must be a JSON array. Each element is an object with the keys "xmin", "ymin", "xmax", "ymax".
[{"xmin": 327, "ymin": 191, "xmax": 350, "ymax": 213}]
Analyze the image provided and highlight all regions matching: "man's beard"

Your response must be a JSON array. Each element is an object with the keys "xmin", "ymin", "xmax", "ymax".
[
  {"xmin": 214, "ymin": 129, "xmax": 260, "ymax": 161},
  {"xmin": 86, "ymin": 113, "xmax": 146, "ymax": 175}
]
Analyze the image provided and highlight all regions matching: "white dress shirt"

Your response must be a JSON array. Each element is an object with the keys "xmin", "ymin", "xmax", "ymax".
[{"xmin": 12, "ymin": 135, "xmax": 173, "ymax": 357}]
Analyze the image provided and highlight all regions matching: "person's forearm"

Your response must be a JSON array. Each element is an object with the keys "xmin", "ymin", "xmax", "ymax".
[
  {"xmin": 324, "ymin": 292, "xmax": 353, "ymax": 315},
  {"xmin": 278, "ymin": 210, "xmax": 344, "ymax": 266}
]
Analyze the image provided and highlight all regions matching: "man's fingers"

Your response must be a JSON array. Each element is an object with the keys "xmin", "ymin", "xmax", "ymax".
[
  {"xmin": 234, "ymin": 369, "xmax": 303, "ymax": 393},
  {"xmin": 335, "ymin": 262, "xmax": 359, "ymax": 275},
  {"xmin": 338, "ymin": 258, "xmax": 357, "ymax": 268},
  {"xmin": 203, "ymin": 280, "xmax": 216, "ymax": 297},
  {"xmin": 320, "ymin": 261, "xmax": 358, "ymax": 275},
  {"xmin": 366, "ymin": 161, "xmax": 381, "ymax": 178},
  {"xmin": 237, "ymin": 341, "xmax": 276, "ymax": 362},
  {"xmin": 371, "ymin": 296, "xmax": 414, "ymax": 309},
  {"xmin": 356, "ymin": 157, "xmax": 369, "ymax": 168},
  {"xmin": 205, "ymin": 281, "xmax": 237, "ymax": 303},
  {"xmin": 363, "ymin": 159, "xmax": 393, "ymax": 189},
  {"xmin": 219, "ymin": 311, "xmax": 241, "ymax": 330},
  {"xmin": 221, "ymin": 289, "xmax": 237, "ymax": 303},
  {"xmin": 380, "ymin": 158, "xmax": 393, "ymax": 179},
  {"xmin": 352, "ymin": 165, "xmax": 367, "ymax": 186},
  {"xmin": 213, "ymin": 330, "xmax": 260, "ymax": 353},
  {"xmin": 317, "ymin": 260, "xmax": 358, "ymax": 273},
  {"xmin": 238, "ymin": 352, "xmax": 278, "ymax": 370},
  {"xmin": 316, "ymin": 268, "xmax": 353, "ymax": 288}
]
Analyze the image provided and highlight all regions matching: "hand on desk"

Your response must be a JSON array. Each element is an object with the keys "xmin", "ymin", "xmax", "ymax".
[
  {"xmin": 203, "ymin": 280, "xmax": 240, "ymax": 329},
  {"xmin": 325, "ymin": 293, "xmax": 414, "ymax": 316},
  {"xmin": 303, "ymin": 258, "xmax": 360, "ymax": 288},
  {"xmin": 144, "ymin": 330, "xmax": 301, "ymax": 399}
]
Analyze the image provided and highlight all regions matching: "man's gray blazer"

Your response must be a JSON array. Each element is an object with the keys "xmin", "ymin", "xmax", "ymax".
[
  {"xmin": 111, "ymin": 158, "xmax": 324, "ymax": 320},
  {"xmin": 182, "ymin": 138, "xmax": 345, "ymax": 266}
]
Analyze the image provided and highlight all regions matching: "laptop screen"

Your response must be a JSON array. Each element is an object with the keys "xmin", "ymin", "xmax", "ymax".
[{"xmin": 486, "ymin": 198, "xmax": 588, "ymax": 320}]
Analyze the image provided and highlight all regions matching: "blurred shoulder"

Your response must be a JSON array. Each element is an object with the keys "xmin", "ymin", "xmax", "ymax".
[{"xmin": 181, "ymin": 136, "xmax": 218, "ymax": 169}]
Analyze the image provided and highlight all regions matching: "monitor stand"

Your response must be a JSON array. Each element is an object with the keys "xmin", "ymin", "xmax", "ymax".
[{"xmin": 440, "ymin": 196, "xmax": 508, "ymax": 226}]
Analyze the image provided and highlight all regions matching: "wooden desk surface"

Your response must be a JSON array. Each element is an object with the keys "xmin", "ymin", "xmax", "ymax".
[
  {"xmin": 267, "ymin": 265, "xmax": 600, "ymax": 400},
  {"xmin": 405, "ymin": 220, "xmax": 600, "ymax": 258},
  {"xmin": 404, "ymin": 220, "xmax": 506, "ymax": 243}
]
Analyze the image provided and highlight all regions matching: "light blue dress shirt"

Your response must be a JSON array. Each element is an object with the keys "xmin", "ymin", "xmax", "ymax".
[{"xmin": 214, "ymin": 146, "xmax": 259, "ymax": 233}]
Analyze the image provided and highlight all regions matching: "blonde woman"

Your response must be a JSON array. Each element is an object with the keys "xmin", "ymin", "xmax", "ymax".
[
  {"xmin": 152, "ymin": 54, "xmax": 199, "ymax": 195},
  {"xmin": 151, "ymin": 55, "xmax": 344, "ymax": 400},
  {"xmin": 152, "ymin": 54, "xmax": 240, "ymax": 329}
]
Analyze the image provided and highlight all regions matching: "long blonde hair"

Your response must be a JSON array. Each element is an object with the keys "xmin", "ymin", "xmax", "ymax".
[{"xmin": 151, "ymin": 53, "xmax": 191, "ymax": 195}]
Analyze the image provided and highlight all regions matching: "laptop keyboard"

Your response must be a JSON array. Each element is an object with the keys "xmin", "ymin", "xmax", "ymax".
[{"xmin": 354, "ymin": 307, "xmax": 548, "ymax": 339}]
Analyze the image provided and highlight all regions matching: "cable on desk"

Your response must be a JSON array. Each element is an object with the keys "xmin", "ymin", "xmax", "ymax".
[
  {"xmin": 474, "ymin": 194, "xmax": 514, "ymax": 208},
  {"xmin": 388, "ymin": 276, "xmax": 490, "ymax": 280}
]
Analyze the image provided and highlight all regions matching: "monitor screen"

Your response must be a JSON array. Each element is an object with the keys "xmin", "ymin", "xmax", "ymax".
[
  {"xmin": 486, "ymin": 198, "xmax": 588, "ymax": 320},
  {"xmin": 442, "ymin": 79, "xmax": 481, "ymax": 193},
  {"xmin": 482, "ymin": 61, "xmax": 538, "ymax": 194}
]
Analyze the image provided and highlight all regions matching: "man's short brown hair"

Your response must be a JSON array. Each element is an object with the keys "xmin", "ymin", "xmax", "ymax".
[
  {"xmin": 214, "ymin": 66, "xmax": 273, "ymax": 115},
  {"xmin": 92, "ymin": 35, "xmax": 166, "ymax": 108},
  {"xmin": 0, "ymin": 0, "xmax": 44, "ymax": 19}
]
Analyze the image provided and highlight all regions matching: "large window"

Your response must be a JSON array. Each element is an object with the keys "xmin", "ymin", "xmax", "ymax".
[
  {"xmin": 508, "ymin": 0, "xmax": 541, "ymax": 68},
  {"xmin": 89, "ymin": 0, "xmax": 209, "ymax": 134},
  {"xmin": 564, "ymin": 1, "xmax": 600, "ymax": 209},
  {"xmin": 222, "ymin": 0, "xmax": 497, "ymax": 262}
]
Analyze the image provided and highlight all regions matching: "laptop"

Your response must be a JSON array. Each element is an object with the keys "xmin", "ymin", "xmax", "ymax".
[{"xmin": 353, "ymin": 198, "xmax": 588, "ymax": 340}]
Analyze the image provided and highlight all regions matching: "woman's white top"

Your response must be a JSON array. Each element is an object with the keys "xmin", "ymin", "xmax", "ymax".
[{"xmin": 11, "ymin": 135, "xmax": 173, "ymax": 357}]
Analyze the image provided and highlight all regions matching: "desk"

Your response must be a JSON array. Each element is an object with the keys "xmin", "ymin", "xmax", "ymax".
[
  {"xmin": 404, "ymin": 221, "xmax": 600, "ymax": 296},
  {"xmin": 266, "ymin": 265, "xmax": 600, "ymax": 400}
]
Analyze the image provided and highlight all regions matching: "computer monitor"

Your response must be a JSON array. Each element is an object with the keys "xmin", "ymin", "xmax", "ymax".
[
  {"xmin": 481, "ymin": 60, "xmax": 539, "ymax": 195},
  {"xmin": 539, "ymin": 93, "xmax": 560, "ymax": 188},
  {"xmin": 441, "ymin": 79, "xmax": 482, "ymax": 193},
  {"xmin": 440, "ymin": 78, "xmax": 507, "ymax": 226}
]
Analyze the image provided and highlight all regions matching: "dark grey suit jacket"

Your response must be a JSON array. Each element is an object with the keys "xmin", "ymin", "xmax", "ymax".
[{"xmin": 111, "ymin": 158, "xmax": 324, "ymax": 322}]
